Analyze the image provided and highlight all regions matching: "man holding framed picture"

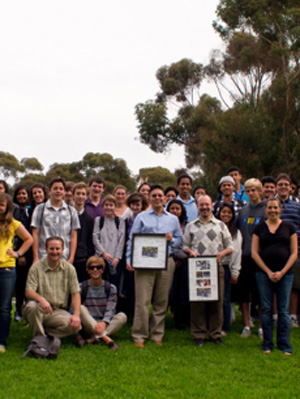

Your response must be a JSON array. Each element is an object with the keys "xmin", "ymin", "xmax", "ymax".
[
  {"xmin": 183, "ymin": 195, "xmax": 233, "ymax": 347},
  {"xmin": 126, "ymin": 185, "xmax": 182, "ymax": 347}
]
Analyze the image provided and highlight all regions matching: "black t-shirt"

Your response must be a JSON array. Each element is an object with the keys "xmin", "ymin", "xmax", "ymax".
[{"xmin": 253, "ymin": 221, "xmax": 296, "ymax": 273}]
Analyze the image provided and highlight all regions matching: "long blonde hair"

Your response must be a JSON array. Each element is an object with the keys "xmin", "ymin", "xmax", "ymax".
[{"xmin": 0, "ymin": 193, "xmax": 13, "ymax": 242}]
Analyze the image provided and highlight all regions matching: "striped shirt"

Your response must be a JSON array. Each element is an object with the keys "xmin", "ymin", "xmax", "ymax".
[
  {"xmin": 80, "ymin": 280, "xmax": 117, "ymax": 324},
  {"xmin": 279, "ymin": 198, "xmax": 300, "ymax": 254}
]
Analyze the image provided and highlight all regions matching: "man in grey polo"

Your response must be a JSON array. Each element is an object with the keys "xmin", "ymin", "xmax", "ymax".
[{"xmin": 31, "ymin": 177, "xmax": 80, "ymax": 264}]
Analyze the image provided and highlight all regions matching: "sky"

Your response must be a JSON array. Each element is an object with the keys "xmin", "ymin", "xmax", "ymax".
[{"xmin": 0, "ymin": 0, "xmax": 223, "ymax": 177}]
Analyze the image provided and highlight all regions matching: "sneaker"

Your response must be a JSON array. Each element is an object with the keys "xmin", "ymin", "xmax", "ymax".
[
  {"xmin": 290, "ymin": 317, "xmax": 299, "ymax": 328},
  {"xmin": 230, "ymin": 303, "xmax": 236, "ymax": 324},
  {"xmin": 258, "ymin": 328, "xmax": 263, "ymax": 340},
  {"xmin": 195, "ymin": 338, "xmax": 204, "ymax": 347},
  {"xmin": 0, "ymin": 345, "xmax": 6, "ymax": 354},
  {"xmin": 14, "ymin": 313, "xmax": 22, "ymax": 322},
  {"xmin": 249, "ymin": 317, "xmax": 255, "ymax": 328},
  {"xmin": 240, "ymin": 327, "xmax": 252, "ymax": 337},
  {"xmin": 107, "ymin": 341, "xmax": 120, "ymax": 351},
  {"xmin": 221, "ymin": 331, "xmax": 227, "ymax": 337},
  {"xmin": 213, "ymin": 338, "xmax": 223, "ymax": 346}
]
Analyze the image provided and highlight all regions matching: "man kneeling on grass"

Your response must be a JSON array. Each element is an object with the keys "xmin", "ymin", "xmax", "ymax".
[
  {"xmin": 78, "ymin": 256, "xmax": 127, "ymax": 350},
  {"xmin": 24, "ymin": 236, "xmax": 81, "ymax": 339}
]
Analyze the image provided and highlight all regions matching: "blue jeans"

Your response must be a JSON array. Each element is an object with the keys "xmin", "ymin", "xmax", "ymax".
[
  {"xmin": 222, "ymin": 265, "xmax": 231, "ymax": 332},
  {"xmin": 256, "ymin": 272, "xmax": 293, "ymax": 353},
  {"xmin": 0, "ymin": 267, "xmax": 16, "ymax": 346}
]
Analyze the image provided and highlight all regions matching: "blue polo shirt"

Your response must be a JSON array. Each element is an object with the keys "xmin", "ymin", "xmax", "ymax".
[{"xmin": 126, "ymin": 207, "xmax": 182, "ymax": 263}]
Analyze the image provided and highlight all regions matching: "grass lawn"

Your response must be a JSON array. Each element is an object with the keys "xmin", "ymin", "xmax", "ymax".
[{"xmin": 1, "ymin": 312, "xmax": 299, "ymax": 399}]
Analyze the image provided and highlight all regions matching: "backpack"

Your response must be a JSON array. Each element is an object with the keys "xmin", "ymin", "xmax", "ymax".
[
  {"xmin": 39, "ymin": 203, "xmax": 73, "ymax": 233},
  {"xmin": 99, "ymin": 216, "xmax": 120, "ymax": 230},
  {"xmin": 80, "ymin": 280, "xmax": 111, "ymax": 304},
  {"xmin": 21, "ymin": 335, "xmax": 61, "ymax": 360}
]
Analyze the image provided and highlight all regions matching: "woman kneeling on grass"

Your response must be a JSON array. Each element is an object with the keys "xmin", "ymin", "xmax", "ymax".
[
  {"xmin": 0, "ymin": 193, "xmax": 33, "ymax": 353},
  {"xmin": 252, "ymin": 197, "xmax": 297, "ymax": 355}
]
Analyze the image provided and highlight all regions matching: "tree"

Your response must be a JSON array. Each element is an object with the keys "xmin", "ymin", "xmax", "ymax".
[
  {"xmin": 44, "ymin": 153, "xmax": 136, "ymax": 193},
  {"xmin": 213, "ymin": 0, "xmax": 300, "ymax": 165},
  {"xmin": 138, "ymin": 167, "xmax": 177, "ymax": 188},
  {"xmin": 0, "ymin": 151, "xmax": 24, "ymax": 180},
  {"xmin": 135, "ymin": 1, "xmax": 300, "ymax": 189},
  {"xmin": 205, "ymin": 32, "xmax": 281, "ymax": 108},
  {"xmin": 20, "ymin": 157, "xmax": 44, "ymax": 173}
]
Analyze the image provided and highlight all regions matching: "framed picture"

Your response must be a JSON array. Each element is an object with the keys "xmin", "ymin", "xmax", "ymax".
[
  {"xmin": 131, "ymin": 234, "xmax": 168, "ymax": 270},
  {"xmin": 188, "ymin": 256, "xmax": 219, "ymax": 301}
]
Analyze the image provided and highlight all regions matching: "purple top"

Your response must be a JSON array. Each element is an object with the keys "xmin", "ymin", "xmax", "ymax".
[{"xmin": 85, "ymin": 197, "xmax": 104, "ymax": 219}]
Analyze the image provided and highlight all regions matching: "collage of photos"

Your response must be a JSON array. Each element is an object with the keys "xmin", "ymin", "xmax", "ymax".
[
  {"xmin": 188, "ymin": 257, "xmax": 219, "ymax": 301},
  {"xmin": 195, "ymin": 260, "xmax": 212, "ymax": 298}
]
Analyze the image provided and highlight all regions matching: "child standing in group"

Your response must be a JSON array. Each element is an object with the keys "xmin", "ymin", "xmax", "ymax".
[{"xmin": 93, "ymin": 195, "xmax": 125, "ymax": 288}]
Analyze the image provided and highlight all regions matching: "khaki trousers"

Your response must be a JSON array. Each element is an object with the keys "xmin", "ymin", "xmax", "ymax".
[
  {"xmin": 80, "ymin": 305, "xmax": 127, "ymax": 338},
  {"xmin": 132, "ymin": 257, "xmax": 175, "ymax": 343},
  {"xmin": 190, "ymin": 264, "xmax": 225, "ymax": 340},
  {"xmin": 24, "ymin": 300, "xmax": 80, "ymax": 338}
]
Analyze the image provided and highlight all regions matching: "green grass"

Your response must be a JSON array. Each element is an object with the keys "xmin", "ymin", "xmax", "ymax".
[{"xmin": 1, "ymin": 313, "xmax": 300, "ymax": 399}]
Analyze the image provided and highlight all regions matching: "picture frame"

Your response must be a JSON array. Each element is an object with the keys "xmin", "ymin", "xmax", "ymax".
[
  {"xmin": 131, "ymin": 234, "xmax": 168, "ymax": 270},
  {"xmin": 188, "ymin": 256, "xmax": 219, "ymax": 301}
]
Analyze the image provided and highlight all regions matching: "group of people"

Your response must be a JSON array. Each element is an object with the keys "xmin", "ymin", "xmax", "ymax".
[{"xmin": 0, "ymin": 166, "xmax": 299, "ymax": 356}]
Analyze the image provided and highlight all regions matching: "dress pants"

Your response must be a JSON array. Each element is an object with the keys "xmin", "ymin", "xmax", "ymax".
[
  {"xmin": 132, "ymin": 257, "xmax": 175, "ymax": 343},
  {"xmin": 24, "ymin": 301, "xmax": 80, "ymax": 338},
  {"xmin": 190, "ymin": 264, "xmax": 224, "ymax": 340},
  {"xmin": 80, "ymin": 305, "xmax": 127, "ymax": 338}
]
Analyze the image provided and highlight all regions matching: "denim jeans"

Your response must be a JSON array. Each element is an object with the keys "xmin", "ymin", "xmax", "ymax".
[
  {"xmin": 256, "ymin": 271, "xmax": 293, "ymax": 353},
  {"xmin": 0, "ymin": 267, "xmax": 16, "ymax": 346},
  {"xmin": 222, "ymin": 264, "xmax": 231, "ymax": 332}
]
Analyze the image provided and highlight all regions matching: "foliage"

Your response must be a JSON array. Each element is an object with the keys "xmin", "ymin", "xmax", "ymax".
[
  {"xmin": 156, "ymin": 58, "xmax": 204, "ymax": 105},
  {"xmin": 139, "ymin": 167, "xmax": 177, "ymax": 188},
  {"xmin": 0, "ymin": 152, "xmax": 137, "ymax": 194},
  {"xmin": 20, "ymin": 158, "xmax": 44, "ymax": 173},
  {"xmin": 0, "ymin": 151, "xmax": 25, "ymax": 179},
  {"xmin": 135, "ymin": 1, "xmax": 300, "ymax": 189}
]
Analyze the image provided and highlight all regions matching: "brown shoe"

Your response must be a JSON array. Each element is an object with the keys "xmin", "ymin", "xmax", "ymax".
[
  {"xmin": 75, "ymin": 334, "xmax": 86, "ymax": 348},
  {"xmin": 152, "ymin": 340, "xmax": 163, "ymax": 347},
  {"xmin": 107, "ymin": 341, "xmax": 120, "ymax": 351},
  {"xmin": 134, "ymin": 342, "xmax": 144, "ymax": 348}
]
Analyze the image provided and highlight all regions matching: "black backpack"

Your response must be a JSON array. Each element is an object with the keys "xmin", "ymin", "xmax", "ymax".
[
  {"xmin": 21, "ymin": 335, "xmax": 61, "ymax": 360},
  {"xmin": 99, "ymin": 216, "xmax": 120, "ymax": 230},
  {"xmin": 80, "ymin": 280, "xmax": 111, "ymax": 304}
]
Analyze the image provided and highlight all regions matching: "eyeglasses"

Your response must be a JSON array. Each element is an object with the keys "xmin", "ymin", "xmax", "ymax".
[
  {"xmin": 88, "ymin": 265, "xmax": 103, "ymax": 271},
  {"xmin": 277, "ymin": 183, "xmax": 290, "ymax": 187}
]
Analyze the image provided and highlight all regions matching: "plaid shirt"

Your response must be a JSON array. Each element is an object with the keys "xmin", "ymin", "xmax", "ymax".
[
  {"xmin": 26, "ymin": 257, "xmax": 80, "ymax": 310},
  {"xmin": 213, "ymin": 198, "xmax": 246, "ymax": 218},
  {"xmin": 31, "ymin": 200, "xmax": 80, "ymax": 260}
]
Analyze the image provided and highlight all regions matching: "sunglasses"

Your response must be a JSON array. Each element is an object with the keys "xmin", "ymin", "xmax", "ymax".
[{"xmin": 88, "ymin": 265, "xmax": 103, "ymax": 271}]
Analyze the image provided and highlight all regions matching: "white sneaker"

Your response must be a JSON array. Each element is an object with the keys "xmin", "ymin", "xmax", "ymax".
[
  {"xmin": 230, "ymin": 303, "xmax": 236, "ymax": 324},
  {"xmin": 0, "ymin": 345, "xmax": 6, "ymax": 354},
  {"xmin": 249, "ymin": 317, "xmax": 255, "ymax": 328},
  {"xmin": 240, "ymin": 327, "xmax": 252, "ymax": 337},
  {"xmin": 258, "ymin": 328, "xmax": 263, "ymax": 340},
  {"xmin": 290, "ymin": 317, "xmax": 299, "ymax": 328}
]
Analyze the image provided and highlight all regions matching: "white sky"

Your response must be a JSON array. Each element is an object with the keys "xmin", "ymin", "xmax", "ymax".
[{"xmin": 0, "ymin": 0, "xmax": 223, "ymax": 177}]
